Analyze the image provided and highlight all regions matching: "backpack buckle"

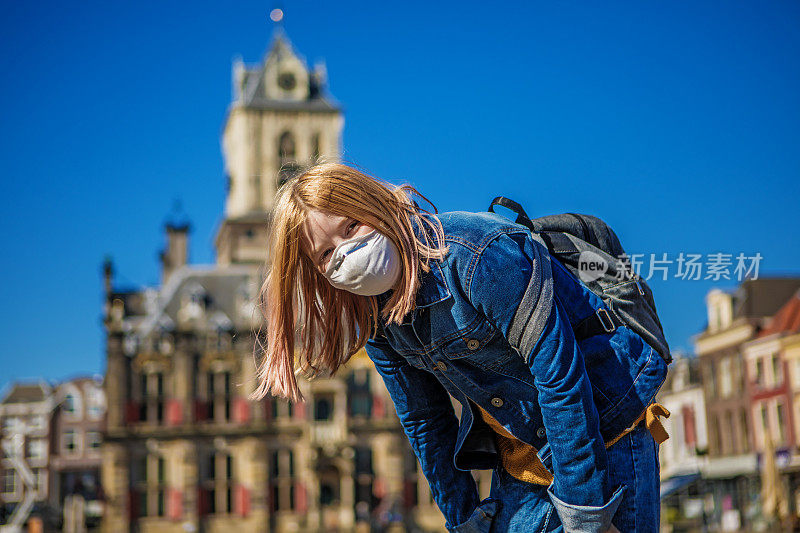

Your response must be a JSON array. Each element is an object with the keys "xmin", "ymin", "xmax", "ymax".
[{"xmin": 597, "ymin": 308, "xmax": 616, "ymax": 333}]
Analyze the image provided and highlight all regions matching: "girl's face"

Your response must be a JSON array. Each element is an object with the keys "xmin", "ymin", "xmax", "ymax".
[{"xmin": 302, "ymin": 209, "xmax": 375, "ymax": 273}]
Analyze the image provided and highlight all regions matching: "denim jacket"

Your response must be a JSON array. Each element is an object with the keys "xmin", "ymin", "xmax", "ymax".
[{"xmin": 365, "ymin": 210, "xmax": 668, "ymax": 533}]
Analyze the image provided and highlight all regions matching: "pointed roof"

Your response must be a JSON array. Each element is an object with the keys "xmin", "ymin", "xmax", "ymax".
[
  {"xmin": 759, "ymin": 289, "xmax": 800, "ymax": 337},
  {"xmin": 236, "ymin": 29, "xmax": 341, "ymax": 113}
]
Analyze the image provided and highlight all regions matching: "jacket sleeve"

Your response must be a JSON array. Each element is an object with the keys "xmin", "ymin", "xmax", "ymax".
[
  {"xmin": 467, "ymin": 230, "xmax": 625, "ymax": 533},
  {"xmin": 365, "ymin": 333, "xmax": 482, "ymax": 531}
]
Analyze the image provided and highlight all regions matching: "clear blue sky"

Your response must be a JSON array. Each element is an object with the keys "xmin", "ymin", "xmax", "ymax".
[{"xmin": 1, "ymin": 1, "xmax": 799, "ymax": 392}]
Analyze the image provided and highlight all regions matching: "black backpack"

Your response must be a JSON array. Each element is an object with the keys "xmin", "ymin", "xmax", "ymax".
[{"xmin": 488, "ymin": 197, "xmax": 672, "ymax": 365}]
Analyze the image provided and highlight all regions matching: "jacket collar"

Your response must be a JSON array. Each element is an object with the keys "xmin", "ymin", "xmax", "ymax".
[
  {"xmin": 375, "ymin": 211, "xmax": 452, "ymax": 319},
  {"xmin": 408, "ymin": 210, "xmax": 452, "ymax": 308}
]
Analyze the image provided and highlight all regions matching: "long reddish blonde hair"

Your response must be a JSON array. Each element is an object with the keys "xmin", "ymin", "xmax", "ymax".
[{"xmin": 251, "ymin": 162, "xmax": 449, "ymax": 403}]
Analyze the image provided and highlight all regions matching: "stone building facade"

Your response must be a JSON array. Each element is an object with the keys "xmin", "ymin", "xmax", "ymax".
[
  {"xmin": 693, "ymin": 277, "xmax": 800, "ymax": 529},
  {"xmin": 99, "ymin": 29, "xmax": 476, "ymax": 533}
]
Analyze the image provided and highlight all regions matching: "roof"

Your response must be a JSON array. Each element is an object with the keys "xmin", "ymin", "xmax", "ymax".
[
  {"xmin": 128, "ymin": 263, "xmax": 260, "ymax": 338},
  {"xmin": 733, "ymin": 277, "xmax": 800, "ymax": 319},
  {"xmin": 1, "ymin": 382, "xmax": 51, "ymax": 405},
  {"xmin": 759, "ymin": 289, "xmax": 800, "ymax": 337}
]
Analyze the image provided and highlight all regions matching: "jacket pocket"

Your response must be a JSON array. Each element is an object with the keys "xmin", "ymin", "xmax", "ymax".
[{"xmin": 441, "ymin": 318, "xmax": 498, "ymax": 358}]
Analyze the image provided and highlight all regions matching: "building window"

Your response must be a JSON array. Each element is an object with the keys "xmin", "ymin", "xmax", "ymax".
[
  {"xmin": 207, "ymin": 370, "xmax": 233, "ymax": 423},
  {"xmin": 320, "ymin": 483, "xmax": 335, "ymax": 505},
  {"xmin": 3, "ymin": 469, "xmax": 16, "ymax": 494},
  {"xmin": 719, "ymin": 358, "xmax": 732, "ymax": 398},
  {"xmin": 64, "ymin": 393, "xmax": 78, "ymax": 416},
  {"xmin": 277, "ymin": 131, "xmax": 299, "ymax": 187},
  {"xmin": 760, "ymin": 405, "xmax": 769, "ymax": 446},
  {"xmin": 777, "ymin": 402, "xmax": 787, "ymax": 444},
  {"xmin": 706, "ymin": 361, "xmax": 717, "ymax": 398},
  {"xmin": 347, "ymin": 370, "xmax": 372, "ymax": 419},
  {"xmin": 204, "ymin": 452, "xmax": 233, "ymax": 514},
  {"xmin": 271, "ymin": 397, "xmax": 293, "ymax": 419},
  {"xmin": 87, "ymin": 387, "xmax": 104, "ymax": 420},
  {"xmin": 33, "ymin": 469, "xmax": 45, "ymax": 495},
  {"xmin": 270, "ymin": 449, "xmax": 295, "ymax": 511},
  {"xmin": 28, "ymin": 439, "xmax": 46, "ymax": 460},
  {"xmin": 755, "ymin": 359, "xmax": 764, "ymax": 387},
  {"xmin": 772, "ymin": 354, "xmax": 783, "ymax": 387},
  {"xmin": 135, "ymin": 454, "xmax": 166, "ymax": 517},
  {"xmin": 140, "ymin": 372, "xmax": 165, "ymax": 424},
  {"xmin": 740, "ymin": 408, "xmax": 750, "ymax": 452},
  {"xmin": 2, "ymin": 417, "xmax": 17, "ymax": 434},
  {"xmin": 87, "ymin": 432, "xmax": 102, "ymax": 451},
  {"xmin": 63, "ymin": 430, "xmax": 80, "ymax": 455},
  {"xmin": 314, "ymin": 395, "xmax": 334, "ymax": 421}
]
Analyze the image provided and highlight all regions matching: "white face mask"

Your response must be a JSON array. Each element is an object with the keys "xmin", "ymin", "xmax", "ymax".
[{"xmin": 322, "ymin": 229, "xmax": 402, "ymax": 296}]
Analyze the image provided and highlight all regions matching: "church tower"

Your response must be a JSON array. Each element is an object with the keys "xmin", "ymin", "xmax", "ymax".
[{"xmin": 215, "ymin": 28, "xmax": 344, "ymax": 266}]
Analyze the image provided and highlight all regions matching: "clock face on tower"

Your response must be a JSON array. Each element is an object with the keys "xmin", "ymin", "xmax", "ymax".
[{"xmin": 278, "ymin": 72, "xmax": 297, "ymax": 91}]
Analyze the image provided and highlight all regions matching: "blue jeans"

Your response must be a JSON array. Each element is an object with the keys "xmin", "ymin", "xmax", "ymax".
[{"xmin": 453, "ymin": 423, "xmax": 661, "ymax": 533}]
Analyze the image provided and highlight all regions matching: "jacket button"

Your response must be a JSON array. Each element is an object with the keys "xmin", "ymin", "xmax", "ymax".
[
  {"xmin": 536, "ymin": 427, "xmax": 546, "ymax": 438},
  {"xmin": 467, "ymin": 339, "xmax": 480, "ymax": 350},
  {"xmin": 436, "ymin": 361, "xmax": 447, "ymax": 372},
  {"xmin": 491, "ymin": 397, "xmax": 504, "ymax": 407}
]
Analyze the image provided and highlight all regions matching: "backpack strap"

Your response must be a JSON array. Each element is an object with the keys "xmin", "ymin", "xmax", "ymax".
[
  {"xmin": 573, "ymin": 307, "xmax": 626, "ymax": 340},
  {"xmin": 489, "ymin": 197, "xmax": 534, "ymax": 230}
]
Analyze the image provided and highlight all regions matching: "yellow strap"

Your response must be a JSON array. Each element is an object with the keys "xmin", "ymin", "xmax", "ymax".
[
  {"xmin": 645, "ymin": 402, "xmax": 671, "ymax": 444},
  {"xmin": 605, "ymin": 402, "xmax": 671, "ymax": 448},
  {"xmin": 477, "ymin": 401, "xmax": 671, "ymax": 486}
]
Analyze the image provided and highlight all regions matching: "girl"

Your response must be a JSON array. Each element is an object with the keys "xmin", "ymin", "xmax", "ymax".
[{"xmin": 253, "ymin": 162, "xmax": 670, "ymax": 533}]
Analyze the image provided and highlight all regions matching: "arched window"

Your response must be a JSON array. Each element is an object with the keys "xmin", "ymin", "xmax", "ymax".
[
  {"xmin": 278, "ymin": 131, "xmax": 296, "ymax": 168},
  {"xmin": 277, "ymin": 131, "xmax": 298, "ymax": 187}
]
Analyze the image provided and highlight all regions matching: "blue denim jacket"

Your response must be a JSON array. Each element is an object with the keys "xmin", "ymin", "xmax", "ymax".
[{"xmin": 365, "ymin": 210, "xmax": 668, "ymax": 533}]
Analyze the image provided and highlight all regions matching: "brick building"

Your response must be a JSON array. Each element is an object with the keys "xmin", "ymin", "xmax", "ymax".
[{"xmin": 50, "ymin": 376, "xmax": 106, "ymax": 529}]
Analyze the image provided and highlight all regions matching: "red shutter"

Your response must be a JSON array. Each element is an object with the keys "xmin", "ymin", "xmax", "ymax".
[
  {"xmin": 263, "ymin": 399, "xmax": 273, "ymax": 422},
  {"xmin": 197, "ymin": 487, "xmax": 210, "ymax": 516},
  {"xmin": 125, "ymin": 401, "xmax": 140, "ymax": 424},
  {"xmin": 193, "ymin": 399, "xmax": 209, "ymax": 422},
  {"xmin": 235, "ymin": 485, "xmax": 250, "ymax": 517},
  {"xmin": 233, "ymin": 399, "xmax": 251, "ymax": 424},
  {"xmin": 168, "ymin": 488, "xmax": 183, "ymax": 520},
  {"xmin": 374, "ymin": 477, "xmax": 386, "ymax": 499},
  {"xmin": 294, "ymin": 401, "xmax": 306, "ymax": 420},
  {"xmin": 373, "ymin": 395, "xmax": 385, "ymax": 419},
  {"xmin": 166, "ymin": 399, "xmax": 183, "ymax": 426},
  {"xmin": 682, "ymin": 405, "xmax": 697, "ymax": 447},
  {"xmin": 127, "ymin": 489, "xmax": 140, "ymax": 522},
  {"xmin": 293, "ymin": 481, "xmax": 307, "ymax": 513}
]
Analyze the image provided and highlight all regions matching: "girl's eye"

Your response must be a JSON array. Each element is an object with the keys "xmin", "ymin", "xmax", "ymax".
[
  {"xmin": 346, "ymin": 221, "xmax": 358, "ymax": 235},
  {"xmin": 320, "ymin": 249, "xmax": 332, "ymax": 264}
]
